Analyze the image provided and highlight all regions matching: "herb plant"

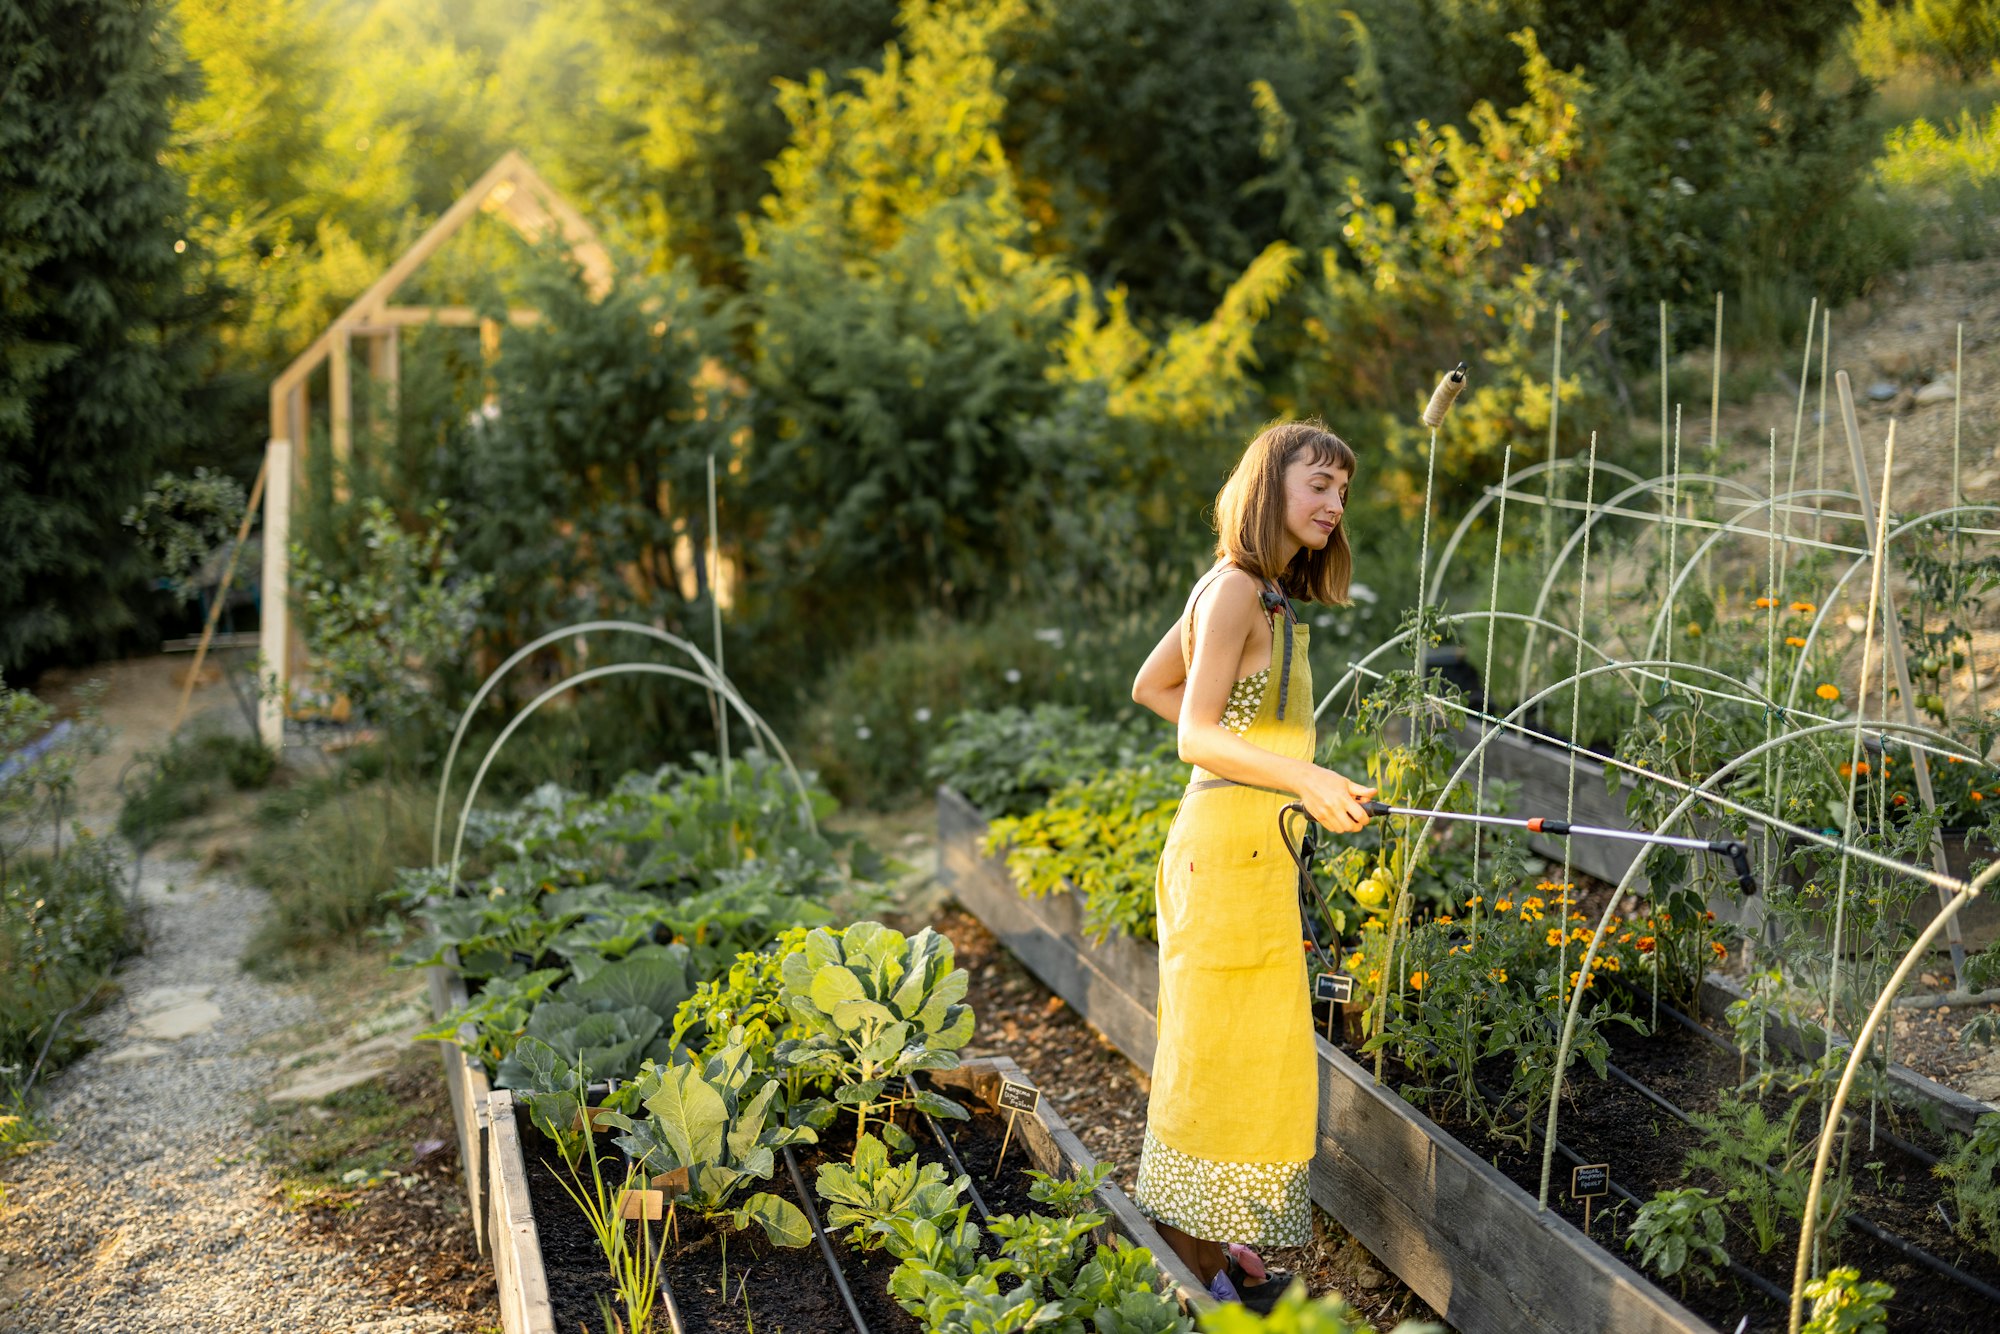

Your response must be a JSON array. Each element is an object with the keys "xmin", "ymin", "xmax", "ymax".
[
  {"xmin": 1935, "ymin": 1111, "xmax": 2000, "ymax": 1260},
  {"xmin": 1625, "ymin": 1187, "xmax": 1730, "ymax": 1291}
]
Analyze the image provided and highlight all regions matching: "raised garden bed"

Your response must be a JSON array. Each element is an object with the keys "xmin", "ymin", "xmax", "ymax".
[
  {"xmin": 427, "ymin": 957, "xmax": 492, "ymax": 1256},
  {"xmin": 493, "ymin": 1053, "xmax": 1207, "ymax": 1333},
  {"xmin": 941, "ymin": 784, "xmax": 2000, "ymax": 1333}
]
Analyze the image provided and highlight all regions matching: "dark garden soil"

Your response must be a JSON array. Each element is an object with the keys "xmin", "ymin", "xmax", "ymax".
[
  {"xmin": 1317, "ymin": 991, "xmax": 2000, "ymax": 1333},
  {"xmin": 919, "ymin": 904, "xmax": 1451, "ymax": 1332}
]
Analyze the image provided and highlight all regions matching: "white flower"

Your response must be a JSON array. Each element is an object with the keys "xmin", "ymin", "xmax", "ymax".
[
  {"xmin": 1032, "ymin": 627, "xmax": 1065, "ymax": 646},
  {"xmin": 1004, "ymin": 668, "xmax": 1022, "ymax": 684},
  {"xmin": 913, "ymin": 707, "xmax": 932, "ymax": 723},
  {"xmin": 1349, "ymin": 582, "xmax": 1379, "ymax": 605},
  {"xmin": 855, "ymin": 725, "xmax": 872, "ymax": 740}
]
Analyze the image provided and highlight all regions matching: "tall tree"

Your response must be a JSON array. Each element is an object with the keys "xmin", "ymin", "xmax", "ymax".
[{"xmin": 0, "ymin": 0, "xmax": 203, "ymax": 672}]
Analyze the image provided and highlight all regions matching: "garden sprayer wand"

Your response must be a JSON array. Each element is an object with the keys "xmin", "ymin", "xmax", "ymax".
[{"xmin": 1278, "ymin": 800, "xmax": 1758, "ymax": 899}]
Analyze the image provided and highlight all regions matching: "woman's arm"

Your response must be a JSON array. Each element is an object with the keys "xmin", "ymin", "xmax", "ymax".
[
  {"xmin": 1131, "ymin": 619, "xmax": 1187, "ymax": 723},
  {"xmin": 1178, "ymin": 572, "xmax": 1375, "ymax": 832}
]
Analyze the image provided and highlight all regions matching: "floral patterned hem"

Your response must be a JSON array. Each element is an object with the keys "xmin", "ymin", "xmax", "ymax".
[
  {"xmin": 1220, "ymin": 669, "xmax": 1269, "ymax": 734},
  {"xmin": 1131, "ymin": 1128, "xmax": 1312, "ymax": 1247}
]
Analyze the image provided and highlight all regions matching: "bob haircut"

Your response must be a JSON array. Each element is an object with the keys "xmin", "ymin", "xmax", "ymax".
[{"xmin": 1211, "ymin": 418, "xmax": 1356, "ymax": 605}]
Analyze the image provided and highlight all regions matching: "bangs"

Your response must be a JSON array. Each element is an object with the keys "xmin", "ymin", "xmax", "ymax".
[{"xmin": 1292, "ymin": 430, "xmax": 1357, "ymax": 478}]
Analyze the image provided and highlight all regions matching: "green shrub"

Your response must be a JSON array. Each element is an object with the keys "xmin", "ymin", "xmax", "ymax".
[
  {"xmin": 117, "ymin": 729, "xmax": 274, "ymax": 847},
  {"xmin": 926, "ymin": 704, "xmax": 1167, "ymax": 819},
  {"xmin": 1, "ymin": 833, "xmax": 130, "ymax": 1083},
  {"xmin": 1877, "ymin": 102, "xmax": 2000, "ymax": 259},
  {"xmin": 242, "ymin": 773, "xmax": 430, "ymax": 963},
  {"xmin": 1936, "ymin": 1112, "xmax": 2000, "ymax": 1260}
]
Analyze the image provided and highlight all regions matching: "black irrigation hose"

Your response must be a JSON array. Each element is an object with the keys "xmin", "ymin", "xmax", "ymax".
[
  {"xmin": 1642, "ymin": 987, "xmax": 1942, "ymax": 1169},
  {"xmin": 784, "ymin": 1144, "xmax": 872, "ymax": 1334},
  {"xmin": 905, "ymin": 1075, "xmax": 992, "ymax": 1222},
  {"xmin": 1589, "ymin": 1052, "xmax": 2000, "ymax": 1308},
  {"xmin": 657, "ymin": 1260, "xmax": 687, "ymax": 1334},
  {"xmin": 1465, "ymin": 1071, "xmax": 1792, "ymax": 1310}
]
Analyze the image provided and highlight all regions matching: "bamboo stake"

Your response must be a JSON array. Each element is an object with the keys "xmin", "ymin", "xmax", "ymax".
[
  {"xmin": 171, "ymin": 456, "xmax": 272, "ymax": 736},
  {"xmin": 1551, "ymin": 430, "xmax": 1600, "ymax": 1057},
  {"xmin": 1956, "ymin": 324, "xmax": 1983, "ymax": 723},
  {"xmin": 1836, "ymin": 372, "xmax": 1966, "ymax": 987},
  {"xmin": 707, "ymin": 452, "xmax": 730, "ymax": 800},
  {"xmin": 1814, "ymin": 310, "xmax": 1831, "ymax": 545}
]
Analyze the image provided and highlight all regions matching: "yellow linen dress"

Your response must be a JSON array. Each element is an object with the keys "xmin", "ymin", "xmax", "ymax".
[{"xmin": 1131, "ymin": 566, "xmax": 1317, "ymax": 1247}]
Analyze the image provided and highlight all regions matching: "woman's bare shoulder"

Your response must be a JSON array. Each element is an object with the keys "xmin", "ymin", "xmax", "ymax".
[{"xmin": 1186, "ymin": 566, "xmax": 1263, "ymax": 629}]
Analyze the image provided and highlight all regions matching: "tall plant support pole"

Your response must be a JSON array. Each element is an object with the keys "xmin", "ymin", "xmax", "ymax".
[
  {"xmin": 257, "ymin": 438, "xmax": 294, "ymax": 751},
  {"xmin": 329, "ymin": 327, "xmax": 352, "ymax": 502},
  {"xmin": 1835, "ymin": 371, "xmax": 1966, "ymax": 988},
  {"xmin": 1658, "ymin": 301, "xmax": 1669, "ymax": 483},
  {"xmin": 1550, "ymin": 431, "xmax": 1600, "ymax": 1040},
  {"xmin": 1955, "ymin": 324, "xmax": 1984, "ymax": 721},
  {"xmin": 707, "ymin": 452, "xmax": 731, "ymax": 800},
  {"xmin": 171, "ymin": 455, "xmax": 273, "ymax": 735},
  {"xmin": 1814, "ymin": 310, "xmax": 1831, "ymax": 545},
  {"xmin": 1539, "ymin": 304, "xmax": 1565, "ymax": 579}
]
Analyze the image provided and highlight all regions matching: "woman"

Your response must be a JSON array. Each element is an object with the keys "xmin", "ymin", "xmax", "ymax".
[{"xmin": 1129, "ymin": 419, "xmax": 1376, "ymax": 1308}]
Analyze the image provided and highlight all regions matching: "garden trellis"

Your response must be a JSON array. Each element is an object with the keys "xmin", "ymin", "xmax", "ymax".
[{"xmin": 1317, "ymin": 299, "xmax": 1997, "ymax": 1330}]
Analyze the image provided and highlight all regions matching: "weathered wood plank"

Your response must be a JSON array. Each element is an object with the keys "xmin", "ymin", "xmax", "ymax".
[
  {"xmin": 487, "ymin": 1091, "xmax": 557, "ymax": 1334},
  {"xmin": 427, "ymin": 958, "xmax": 489, "ymax": 1255}
]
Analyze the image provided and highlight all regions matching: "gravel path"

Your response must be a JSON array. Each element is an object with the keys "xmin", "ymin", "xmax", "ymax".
[{"xmin": 0, "ymin": 858, "xmax": 468, "ymax": 1334}]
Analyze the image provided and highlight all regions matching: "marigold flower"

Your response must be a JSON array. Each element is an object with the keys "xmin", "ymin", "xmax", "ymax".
[
  {"xmin": 1489, "ymin": 968, "xmax": 1508, "ymax": 983},
  {"xmin": 1973, "ymin": 791, "xmax": 1986, "ymax": 802},
  {"xmin": 1816, "ymin": 683, "xmax": 1841, "ymax": 701},
  {"xmin": 1785, "ymin": 636, "xmax": 1807, "ymax": 648},
  {"xmin": 1466, "ymin": 896, "xmax": 1484, "ymax": 908},
  {"xmin": 1437, "ymin": 914, "xmax": 1454, "ymax": 925},
  {"xmin": 1602, "ymin": 956, "xmax": 1621, "ymax": 972},
  {"xmin": 1839, "ymin": 761, "xmax": 1871, "ymax": 778},
  {"xmin": 1703, "ymin": 910, "xmax": 1716, "ymax": 922},
  {"xmin": 1892, "ymin": 793, "xmax": 1908, "ymax": 806},
  {"xmin": 1619, "ymin": 931, "xmax": 1633, "ymax": 944},
  {"xmin": 1687, "ymin": 623, "xmax": 1703, "ymax": 637},
  {"xmin": 1494, "ymin": 899, "xmax": 1513, "ymax": 914},
  {"xmin": 1637, "ymin": 936, "xmax": 1657, "ymax": 953},
  {"xmin": 1409, "ymin": 971, "xmax": 1428, "ymax": 991},
  {"xmin": 1791, "ymin": 601, "xmax": 1815, "ymax": 613},
  {"xmin": 1572, "ymin": 927, "xmax": 1593, "ymax": 944},
  {"xmin": 1346, "ymin": 953, "xmax": 1365, "ymax": 972},
  {"xmin": 1710, "ymin": 940, "xmax": 1728, "ymax": 960},
  {"xmin": 1546, "ymin": 927, "xmax": 1565, "ymax": 947},
  {"xmin": 1754, "ymin": 596, "xmax": 1778, "ymax": 609},
  {"xmin": 1524, "ymin": 897, "xmax": 1545, "ymax": 911}
]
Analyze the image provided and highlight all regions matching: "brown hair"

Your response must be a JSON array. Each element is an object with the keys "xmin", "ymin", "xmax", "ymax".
[{"xmin": 1211, "ymin": 418, "xmax": 1356, "ymax": 605}]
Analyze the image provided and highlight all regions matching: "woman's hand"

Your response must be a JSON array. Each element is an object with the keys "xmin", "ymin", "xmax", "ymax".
[{"xmin": 1298, "ymin": 766, "xmax": 1377, "ymax": 833}]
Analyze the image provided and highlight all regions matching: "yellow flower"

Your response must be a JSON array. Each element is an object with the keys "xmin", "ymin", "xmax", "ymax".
[
  {"xmin": 1437, "ymin": 914, "xmax": 1454, "ymax": 925},
  {"xmin": 1602, "ymin": 956, "xmax": 1621, "ymax": 972},
  {"xmin": 1790, "ymin": 600, "xmax": 1815, "ymax": 613},
  {"xmin": 1686, "ymin": 623, "xmax": 1703, "ymax": 638},
  {"xmin": 1524, "ymin": 897, "xmax": 1545, "ymax": 911},
  {"xmin": 1710, "ymin": 940, "xmax": 1728, "ymax": 960},
  {"xmin": 1488, "ymin": 968, "xmax": 1508, "ymax": 983},
  {"xmin": 1409, "ymin": 972, "xmax": 1428, "ymax": 991},
  {"xmin": 1494, "ymin": 899, "xmax": 1513, "ymax": 914},
  {"xmin": 1785, "ymin": 636, "xmax": 1807, "ymax": 648},
  {"xmin": 1816, "ymin": 683, "xmax": 1841, "ymax": 701},
  {"xmin": 1546, "ymin": 927, "xmax": 1565, "ymax": 947}
]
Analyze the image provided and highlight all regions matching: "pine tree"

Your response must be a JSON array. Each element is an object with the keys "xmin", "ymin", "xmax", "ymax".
[{"xmin": 0, "ymin": 0, "xmax": 201, "ymax": 672}]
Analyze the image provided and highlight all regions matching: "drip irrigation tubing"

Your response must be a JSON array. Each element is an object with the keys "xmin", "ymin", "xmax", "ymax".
[
  {"xmin": 1563, "ymin": 1019, "xmax": 2000, "ymax": 1306},
  {"xmin": 658, "ymin": 1266, "xmax": 687, "ymax": 1334},
  {"xmin": 784, "ymin": 1145, "xmax": 872, "ymax": 1334},
  {"xmin": 906, "ymin": 1075, "xmax": 993, "ymax": 1221},
  {"xmin": 1462, "ymin": 1069, "xmax": 1792, "ymax": 1309},
  {"xmin": 1639, "ymin": 987, "xmax": 1941, "ymax": 1169}
]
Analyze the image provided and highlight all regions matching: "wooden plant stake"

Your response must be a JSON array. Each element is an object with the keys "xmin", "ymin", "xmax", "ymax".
[
  {"xmin": 994, "ymin": 1080, "xmax": 1041, "ymax": 1175},
  {"xmin": 1571, "ymin": 1162, "xmax": 1609, "ymax": 1233},
  {"xmin": 622, "ymin": 1165, "xmax": 689, "ymax": 1226}
]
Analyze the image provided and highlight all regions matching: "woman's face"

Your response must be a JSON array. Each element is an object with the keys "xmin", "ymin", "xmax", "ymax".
[{"xmin": 1282, "ymin": 453, "xmax": 1349, "ymax": 553}]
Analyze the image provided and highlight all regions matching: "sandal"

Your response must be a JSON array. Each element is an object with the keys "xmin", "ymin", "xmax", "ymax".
[{"xmin": 1223, "ymin": 1247, "xmax": 1293, "ymax": 1315}]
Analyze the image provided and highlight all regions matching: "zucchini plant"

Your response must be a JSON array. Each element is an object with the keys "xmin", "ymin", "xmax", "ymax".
[
  {"xmin": 774, "ymin": 922, "xmax": 975, "ymax": 1145},
  {"xmin": 599, "ymin": 1030, "xmax": 817, "ymax": 1247}
]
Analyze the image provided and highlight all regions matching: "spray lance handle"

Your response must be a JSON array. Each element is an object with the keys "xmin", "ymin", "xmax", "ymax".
[{"xmin": 1716, "ymin": 839, "xmax": 1757, "ymax": 896}]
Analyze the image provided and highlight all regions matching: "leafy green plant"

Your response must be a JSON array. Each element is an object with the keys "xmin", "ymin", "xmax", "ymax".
[
  {"xmin": 1, "ymin": 832, "xmax": 128, "ymax": 1090},
  {"xmin": 1625, "ymin": 1187, "xmax": 1730, "ymax": 1291},
  {"xmin": 1936, "ymin": 1111, "xmax": 2000, "ymax": 1260},
  {"xmin": 669, "ymin": 926, "xmax": 823, "ymax": 1071},
  {"xmin": 122, "ymin": 467, "xmax": 247, "ymax": 604},
  {"xmin": 1684, "ymin": 1093, "xmax": 1820, "ymax": 1256},
  {"xmin": 548, "ymin": 1131, "xmax": 669, "ymax": 1334},
  {"xmin": 1801, "ymin": 1266, "xmax": 1895, "ymax": 1334},
  {"xmin": 815, "ymin": 1129, "xmax": 970, "ymax": 1250},
  {"xmin": 927, "ymin": 704, "xmax": 1165, "ymax": 819},
  {"xmin": 986, "ymin": 753, "xmax": 1182, "ymax": 944},
  {"xmin": 775, "ymin": 922, "xmax": 975, "ymax": 1144},
  {"xmin": 1197, "ymin": 1282, "xmax": 1442, "ymax": 1332},
  {"xmin": 600, "ymin": 1031, "xmax": 816, "ymax": 1247},
  {"xmin": 878, "ymin": 1203, "xmax": 988, "ymax": 1312}
]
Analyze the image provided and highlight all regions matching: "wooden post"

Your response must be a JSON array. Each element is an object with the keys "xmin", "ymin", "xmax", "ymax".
[
  {"xmin": 368, "ymin": 328, "xmax": 400, "ymax": 428},
  {"xmin": 257, "ymin": 439, "xmax": 293, "ymax": 751},
  {"xmin": 480, "ymin": 317, "xmax": 502, "ymax": 408},
  {"xmin": 329, "ymin": 327, "xmax": 352, "ymax": 502},
  {"xmin": 170, "ymin": 455, "xmax": 271, "ymax": 735}
]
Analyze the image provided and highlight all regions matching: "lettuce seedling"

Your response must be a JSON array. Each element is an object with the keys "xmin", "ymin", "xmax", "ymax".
[
  {"xmin": 814, "ymin": 1130, "xmax": 969, "ymax": 1250},
  {"xmin": 774, "ymin": 922, "xmax": 975, "ymax": 1145},
  {"xmin": 599, "ymin": 1030, "xmax": 816, "ymax": 1248}
]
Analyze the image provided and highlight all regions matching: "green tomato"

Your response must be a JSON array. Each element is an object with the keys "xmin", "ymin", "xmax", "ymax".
[{"xmin": 1352, "ymin": 873, "xmax": 1390, "ymax": 908}]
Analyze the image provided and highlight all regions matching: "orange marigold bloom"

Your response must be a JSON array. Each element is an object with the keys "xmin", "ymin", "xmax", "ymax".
[
  {"xmin": 1603, "ymin": 956, "xmax": 1622, "ymax": 972},
  {"xmin": 1546, "ymin": 927, "xmax": 1566, "ymax": 947},
  {"xmin": 1755, "ymin": 596, "xmax": 1778, "ymax": 608},
  {"xmin": 1494, "ymin": 899, "xmax": 1513, "ymax": 914},
  {"xmin": 1409, "ymin": 972, "xmax": 1428, "ymax": 991},
  {"xmin": 1892, "ymin": 793, "xmax": 1909, "ymax": 806},
  {"xmin": 1785, "ymin": 636, "xmax": 1807, "ymax": 648},
  {"xmin": 1637, "ymin": 936, "xmax": 1657, "ymax": 953},
  {"xmin": 1973, "ymin": 791, "xmax": 1986, "ymax": 802},
  {"xmin": 1791, "ymin": 601, "xmax": 1815, "ymax": 613},
  {"xmin": 1710, "ymin": 940, "xmax": 1728, "ymax": 960},
  {"xmin": 1437, "ymin": 914, "xmax": 1454, "ymax": 925},
  {"xmin": 1816, "ymin": 683, "xmax": 1841, "ymax": 701}
]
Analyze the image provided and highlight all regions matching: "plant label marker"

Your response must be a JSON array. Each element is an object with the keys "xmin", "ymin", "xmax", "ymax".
[
  {"xmin": 618, "ymin": 1188, "xmax": 665, "ymax": 1221},
  {"xmin": 1315, "ymin": 973, "xmax": 1353, "ymax": 1041},
  {"xmin": 1571, "ymin": 1162, "xmax": 1609, "ymax": 1232},
  {"xmin": 995, "ymin": 1079, "xmax": 1040, "ymax": 1174},
  {"xmin": 652, "ymin": 1166, "xmax": 690, "ymax": 1198}
]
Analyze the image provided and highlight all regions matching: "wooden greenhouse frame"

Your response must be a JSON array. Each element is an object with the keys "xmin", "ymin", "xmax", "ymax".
[{"xmin": 247, "ymin": 151, "xmax": 611, "ymax": 749}]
